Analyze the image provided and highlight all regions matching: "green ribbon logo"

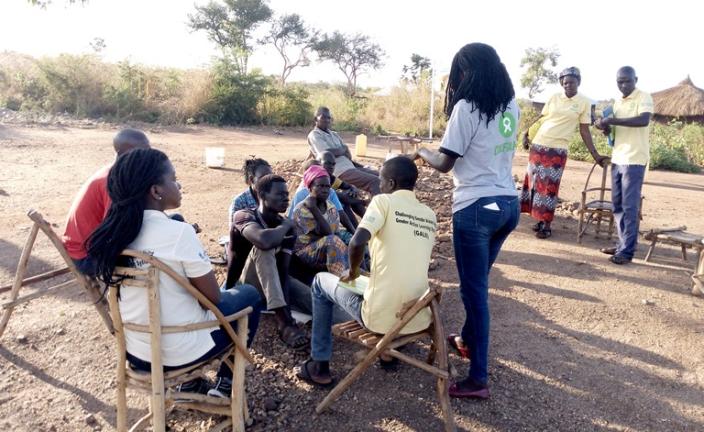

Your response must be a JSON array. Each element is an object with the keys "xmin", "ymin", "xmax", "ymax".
[{"xmin": 498, "ymin": 112, "xmax": 516, "ymax": 138}]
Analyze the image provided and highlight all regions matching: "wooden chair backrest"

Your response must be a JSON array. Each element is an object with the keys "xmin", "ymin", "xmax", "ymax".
[
  {"xmin": 583, "ymin": 160, "xmax": 611, "ymax": 203},
  {"xmin": 109, "ymin": 249, "xmax": 253, "ymax": 364}
]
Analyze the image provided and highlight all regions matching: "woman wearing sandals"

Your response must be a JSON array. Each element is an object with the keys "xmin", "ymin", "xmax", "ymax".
[
  {"xmin": 520, "ymin": 67, "xmax": 606, "ymax": 239},
  {"xmin": 413, "ymin": 43, "xmax": 519, "ymax": 399}
]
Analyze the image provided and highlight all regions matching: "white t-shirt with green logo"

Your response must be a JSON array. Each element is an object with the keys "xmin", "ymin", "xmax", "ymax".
[{"xmin": 439, "ymin": 98, "xmax": 520, "ymax": 214}]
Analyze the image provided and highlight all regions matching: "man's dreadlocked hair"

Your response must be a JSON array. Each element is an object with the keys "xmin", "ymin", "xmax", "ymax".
[
  {"xmin": 87, "ymin": 148, "xmax": 171, "ymax": 289},
  {"xmin": 444, "ymin": 43, "xmax": 515, "ymax": 125},
  {"xmin": 242, "ymin": 157, "xmax": 271, "ymax": 185}
]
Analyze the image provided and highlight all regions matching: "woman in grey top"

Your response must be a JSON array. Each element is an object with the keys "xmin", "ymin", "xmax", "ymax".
[{"xmin": 414, "ymin": 42, "xmax": 520, "ymax": 399}]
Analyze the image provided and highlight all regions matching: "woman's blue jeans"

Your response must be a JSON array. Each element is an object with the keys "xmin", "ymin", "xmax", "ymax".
[
  {"xmin": 127, "ymin": 284, "xmax": 263, "ymax": 378},
  {"xmin": 452, "ymin": 196, "xmax": 519, "ymax": 385}
]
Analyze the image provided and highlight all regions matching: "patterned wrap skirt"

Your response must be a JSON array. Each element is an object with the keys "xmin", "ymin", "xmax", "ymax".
[{"xmin": 520, "ymin": 143, "xmax": 568, "ymax": 223}]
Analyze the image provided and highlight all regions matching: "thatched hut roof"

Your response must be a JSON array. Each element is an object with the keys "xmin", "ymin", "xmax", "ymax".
[{"xmin": 652, "ymin": 76, "xmax": 704, "ymax": 117}]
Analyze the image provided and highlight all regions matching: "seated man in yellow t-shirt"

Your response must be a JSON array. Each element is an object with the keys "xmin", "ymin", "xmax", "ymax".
[{"xmin": 295, "ymin": 157, "xmax": 437, "ymax": 386}]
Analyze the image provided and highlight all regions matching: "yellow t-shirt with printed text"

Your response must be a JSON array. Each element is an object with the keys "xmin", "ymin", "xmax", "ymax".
[
  {"xmin": 358, "ymin": 190, "xmax": 437, "ymax": 334},
  {"xmin": 611, "ymin": 88, "xmax": 654, "ymax": 166},
  {"xmin": 533, "ymin": 92, "xmax": 592, "ymax": 149}
]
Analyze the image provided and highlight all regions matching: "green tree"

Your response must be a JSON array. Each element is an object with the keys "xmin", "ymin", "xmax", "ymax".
[
  {"xmin": 261, "ymin": 14, "xmax": 317, "ymax": 86},
  {"xmin": 519, "ymin": 47, "xmax": 560, "ymax": 99},
  {"xmin": 402, "ymin": 53, "xmax": 431, "ymax": 84},
  {"xmin": 314, "ymin": 32, "xmax": 384, "ymax": 96},
  {"xmin": 188, "ymin": 0, "xmax": 272, "ymax": 74}
]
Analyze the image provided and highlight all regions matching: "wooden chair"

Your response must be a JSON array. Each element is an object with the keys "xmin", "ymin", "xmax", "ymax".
[
  {"xmin": 315, "ymin": 286, "xmax": 455, "ymax": 432},
  {"xmin": 0, "ymin": 209, "xmax": 113, "ymax": 339},
  {"xmin": 577, "ymin": 160, "xmax": 645, "ymax": 243},
  {"xmin": 577, "ymin": 161, "xmax": 615, "ymax": 243},
  {"xmin": 109, "ymin": 249, "xmax": 255, "ymax": 432}
]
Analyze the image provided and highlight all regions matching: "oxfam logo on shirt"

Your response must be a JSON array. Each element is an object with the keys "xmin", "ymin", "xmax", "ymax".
[{"xmin": 498, "ymin": 112, "xmax": 516, "ymax": 138}]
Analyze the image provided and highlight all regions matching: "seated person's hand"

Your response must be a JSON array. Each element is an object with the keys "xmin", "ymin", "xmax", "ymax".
[
  {"xmin": 303, "ymin": 195, "xmax": 317, "ymax": 210},
  {"xmin": 345, "ymin": 187, "xmax": 359, "ymax": 199},
  {"xmin": 280, "ymin": 217, "xmax": 295, "ymax": 232},
  {"xmin": 339, "ymin": 267, "xmax": 360, "ymax": 283}
]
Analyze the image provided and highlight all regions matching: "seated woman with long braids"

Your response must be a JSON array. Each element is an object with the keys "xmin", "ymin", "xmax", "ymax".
[
  {"xmin": 87, "ymin": 148, "xmax": 263, "ymax": 398},
  {"xmin": 292, "ymin": 165, "xmax": 349, "ymax": 276}
]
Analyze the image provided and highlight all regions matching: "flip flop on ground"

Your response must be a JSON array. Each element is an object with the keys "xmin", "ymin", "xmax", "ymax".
[{"xmin": 295, "ymin": 360, "xmax": 334, "ymax": 388}]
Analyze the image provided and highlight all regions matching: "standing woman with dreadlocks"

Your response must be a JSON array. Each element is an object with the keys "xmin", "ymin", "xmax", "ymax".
[
  {"xmin": 413, "ymin": 43, "xmax": 520, "ymax": 399},
  {"xmin": 520, "ymin": 67, "xmax": 606, "ymax": 239},
  {"xmin": 88, "ymin": 148, "xmax": 263, "ymax": 398}
]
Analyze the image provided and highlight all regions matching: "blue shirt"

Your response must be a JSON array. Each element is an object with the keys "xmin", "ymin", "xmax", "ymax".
[
  {"xmin": 286, "ymin": 184, "xmax": 343, "ymax": 219},
  {"xmin": 228, "ymin": 188, "xmax": 258, "ymax": 227}
]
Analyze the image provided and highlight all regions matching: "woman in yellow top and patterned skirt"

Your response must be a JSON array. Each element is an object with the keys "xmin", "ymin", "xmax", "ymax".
[{"xmin": 520, "ymin": 67, "xmax": 606, "ymax": 239}]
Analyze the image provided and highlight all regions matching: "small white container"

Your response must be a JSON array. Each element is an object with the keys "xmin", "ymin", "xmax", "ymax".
[{"xmin": 205, "ymin": 147, "xmax": 225, "ymax": 168}]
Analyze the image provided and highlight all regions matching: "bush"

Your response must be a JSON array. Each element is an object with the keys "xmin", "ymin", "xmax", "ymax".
[
  {"xmin": 200, "ymin": 59, "xmax": 271, "ymax": 125},
  {"xmin": 516, "ymin": 100, "xmax": 541, "ymax": 145},
  {"xmin": 37, "ymin": 54, "xmax": 111, "ymax": 116},
  {"xmin": 650, "ymin": 122, "xmax": 700, "ymax": 172},
  {"xmin": 568, "ymin": 130, "xmax": 611, "ymax": 162},
  {"xmin": 306, "ymin": 83, "xmax": 365, "ymax": 130},
  {"xmin": 258, "ymin": 84, "xmax": 312, "ymax": 126},
  {"xmin": 362, "ymin": 76, "xmax": 445, "ymax": 137}
]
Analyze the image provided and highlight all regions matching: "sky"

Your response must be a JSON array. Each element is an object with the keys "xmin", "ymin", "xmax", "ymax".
[{"xmin": 1, "ymin": 0, "xmax": 702, "ymax": 102}]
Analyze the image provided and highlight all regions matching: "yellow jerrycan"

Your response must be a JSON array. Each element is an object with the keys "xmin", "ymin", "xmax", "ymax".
[{"xmin": 354, "ymin": 134, "xmax": 367, "ymax": 157}]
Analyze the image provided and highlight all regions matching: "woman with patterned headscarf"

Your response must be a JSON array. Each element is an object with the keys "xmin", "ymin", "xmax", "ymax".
[
  {"xmin": 520, "ymin": 67, "xmax": 606, "ymax": 239},
  {"xmin": 292, "ymin": 165, "xmax": 349, "ymax": 276}
]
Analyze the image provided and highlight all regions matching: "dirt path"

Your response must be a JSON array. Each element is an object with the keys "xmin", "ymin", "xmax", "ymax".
[{"xmin": 0, "ymin": 123, "xmax": 702, "ymax": 431}]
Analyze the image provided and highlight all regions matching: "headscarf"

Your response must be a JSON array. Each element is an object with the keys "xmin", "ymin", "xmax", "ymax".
[{"xmin": 303, "ymin": 164, "xmax": 329, "ymax": 190}]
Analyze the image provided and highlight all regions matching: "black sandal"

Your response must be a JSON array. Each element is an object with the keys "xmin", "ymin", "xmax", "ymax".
[
  {"xmin": 532, "ymin": 221, "xmax": 544, "ymax": 232},
  {"xmin": 295, "ymin": 360, "xmax": 334, "ymax": 388},
  {"xmin": 535, "ymin": 228, "xmax": 552, "ymax": 239},
  {"xmin": 279, "ymin": 325, "xmax": 309, "ymax": 351}
]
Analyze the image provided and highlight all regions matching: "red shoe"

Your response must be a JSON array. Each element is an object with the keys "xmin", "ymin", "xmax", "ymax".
[
  {"xmin": 449, "ymin": 378, "xmax": 490, "ymax": 399},
  {"xmin": 447, "ymin": 334, "xmax": 470, "ymax": 359}
]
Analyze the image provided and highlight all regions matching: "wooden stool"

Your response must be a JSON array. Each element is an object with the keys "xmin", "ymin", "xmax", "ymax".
[{"xmin": 315, "ymin": 287, "xmax": 455, "ymax": 432}]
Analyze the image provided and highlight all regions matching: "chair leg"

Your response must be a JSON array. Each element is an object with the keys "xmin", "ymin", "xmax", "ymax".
[
  {"xmin": 116, "ymin": 361, "xmax": 128, "ymax": 431},
  {"xmin": 426, "ymin": 339, "xmax": 437, "ymax": 366},
  {"xmin": 595, "ymin": 214, "xmax": 603, "ymax": 237},
  {"xmin": 231, "ymin": 315, "xmax": 248, "ymax": 432},
  {"xmin": 0, "ymin": 223, "xmax": 39, "ymax": 339},
  {"xmin": 316, "ymin": 343, "xmax": 388, "ymax": 414},
  {"xmin": 644, "ymin": 239, "xmax": 658, "ymax": 262},
  {"xmin": 607, "ymin": 215, "xmax": 615, "ymax": 240},
  {"xmin": 430, "ymin": 300, "xmax": 455, "ymax": 432},
  {"xmin": 577, "ymin": 211, "xmax": 584, "ymax": 243}
]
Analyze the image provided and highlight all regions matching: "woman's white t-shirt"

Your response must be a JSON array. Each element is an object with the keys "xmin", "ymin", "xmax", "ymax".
[
  {"xmin": 119, "ymin": 210, "xmax": 215, "ymax": 366},
  {"xmin": 439, "ymin": 98, "xmax": 520, "ymax": 214}
]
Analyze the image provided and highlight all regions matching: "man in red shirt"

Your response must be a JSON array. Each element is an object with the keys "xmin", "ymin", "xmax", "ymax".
[{"xmin": 62, "ymin": 129, "xmax": 150, "ymax": 275}]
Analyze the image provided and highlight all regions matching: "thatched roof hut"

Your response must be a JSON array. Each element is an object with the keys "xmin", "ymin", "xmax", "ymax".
[{"xmin": 652, "ymin": 76, "xmax": 704, "ymax": 123}]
